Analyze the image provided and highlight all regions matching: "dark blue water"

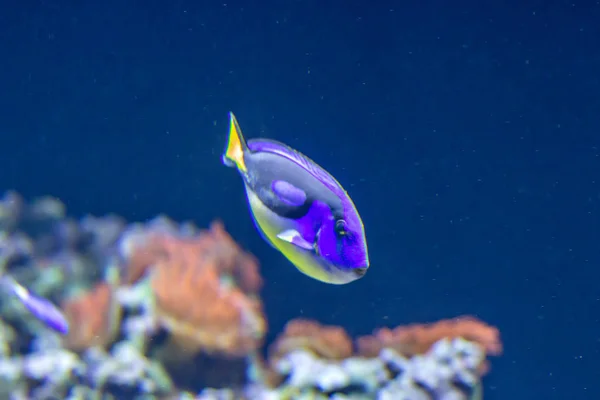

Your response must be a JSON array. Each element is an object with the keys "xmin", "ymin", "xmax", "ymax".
[{"xmin": 1, "ymin": 1, "xmax": 599, "ymax": 398}]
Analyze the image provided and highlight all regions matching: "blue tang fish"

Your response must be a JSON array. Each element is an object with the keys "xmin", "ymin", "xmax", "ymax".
[
  {"xmin": 223, "ymin": 112, "xmax": 369, "ymax": 284},
  {"xmin": 0, "ymin": 275, "xmax": 69, "ymax": 334}
]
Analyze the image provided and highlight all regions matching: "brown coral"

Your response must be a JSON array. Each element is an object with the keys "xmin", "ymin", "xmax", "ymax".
[
  {"xmin": 126, "ymin": 221, "xmax": 266, "ymax": 357},
  {"xmin": 61, "ymin": 282, "xmax": 121, "ymax": 351},
  {"xmin": 268, "ymin": 318, "xmax": 353, "ymax": 367}
]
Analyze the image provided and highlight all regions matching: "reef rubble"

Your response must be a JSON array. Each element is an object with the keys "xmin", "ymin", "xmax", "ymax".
[{"xmin": 0, "ymin": 191, "xmax": 502, "ymax": 400}]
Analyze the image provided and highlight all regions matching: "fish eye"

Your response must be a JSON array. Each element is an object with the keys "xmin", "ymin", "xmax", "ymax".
[{"xmin": 335, "ymin": 219, "xmax": 348, "ymax": 236}]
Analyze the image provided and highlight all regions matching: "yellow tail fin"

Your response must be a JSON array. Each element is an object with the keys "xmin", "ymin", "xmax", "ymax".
[{"xmin": 223, "ymin": 111, "xmax": 248, "ymax": 173}]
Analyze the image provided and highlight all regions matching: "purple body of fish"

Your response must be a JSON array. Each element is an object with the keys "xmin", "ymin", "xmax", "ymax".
[
  {"xmin": 224, "ymin": 113, "xmax": 369, "ymax": 284},
  {"xmin": 21, "ymin": 291, "xmax": 69, "ymax": 334},
  {"xmin": 1, "ymin": 276, "xmax": 69, "ymax": 334}
]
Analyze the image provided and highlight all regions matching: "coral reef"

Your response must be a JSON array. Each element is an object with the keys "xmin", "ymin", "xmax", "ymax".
[
  {"xmin": 0, "ymin": 192, "xmax": 502, "ymax": 399},
  {"xmin": 123, "ymin": 220, "xmax": 266, "ymax": 358},
  {"xmin": 62, "ymin": 281, "xmax": 122, "ymax": 351}
]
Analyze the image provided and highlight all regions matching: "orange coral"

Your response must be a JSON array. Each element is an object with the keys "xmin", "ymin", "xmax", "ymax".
[
  {"xmin": 356, "ymin": 316, "xmax": 502, "ymax": 375},
  {"xmin": 356, "ymin": 315, "xmax": 502, "ymax": 358},
  {"xmin": 207, "ymin": 221, "xmax": 263, "ymax": 293},
  {"xmin": 61, "ymin": 282, "xmax": 121, "ymax": 351},
  {"xmin": 126, "ymin": 221, "xmax": 266, "ymax": 357},
  {"xmin": 124, "ymin": 232, "xmax": 168, "ymax": 285},
  {"xmin": 268, "ymin": 318, "xmax": 353, "ymax": 367},
  {"xmin": 266, "ymin": 316, "xmax": 502, "ymax": 383}
]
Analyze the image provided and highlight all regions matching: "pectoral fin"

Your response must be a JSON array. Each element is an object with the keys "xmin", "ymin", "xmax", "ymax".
[{"xmin": 277, "ymin": 229, "xmax": 314, "ymax": 250}]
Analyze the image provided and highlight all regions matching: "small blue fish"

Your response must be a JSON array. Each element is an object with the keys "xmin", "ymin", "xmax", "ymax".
[
  {"xmin": 0, "ymin": 276, "xmax": 69, "ymax": 334},
  {"xmin": 223, "ymin": 112, "xmax": 369, "ymax": 284}
]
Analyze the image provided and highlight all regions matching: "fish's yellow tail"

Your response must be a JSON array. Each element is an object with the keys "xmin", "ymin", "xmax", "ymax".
[{"xmin": 223, "ymin": 112, "xmax": 248, "ymax": 173}]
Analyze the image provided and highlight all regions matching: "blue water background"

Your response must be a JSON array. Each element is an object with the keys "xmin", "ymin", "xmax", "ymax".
[{"xmin": 1, "ymin": 1, "xmax": 599, "ymax": 399}]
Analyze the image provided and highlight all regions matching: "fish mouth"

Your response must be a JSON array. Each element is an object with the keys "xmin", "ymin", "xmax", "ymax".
[{"xmin": 352, "ymin": 267, "xmax": 368, "ymax": 278}]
